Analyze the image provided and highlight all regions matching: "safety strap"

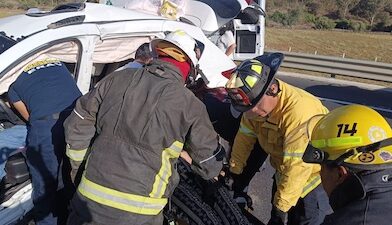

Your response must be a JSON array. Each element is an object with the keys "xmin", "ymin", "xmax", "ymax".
[
  {"xmin": 304, "ymin": 138, "xmax": 392, "ymax": 165},
  {"xmin": 334, "ymin": 137, "xmax": 392, "ymax": 165},
  {"xmin": 358, "ymin": 137, "xmax": 392, "ymax": 153}
]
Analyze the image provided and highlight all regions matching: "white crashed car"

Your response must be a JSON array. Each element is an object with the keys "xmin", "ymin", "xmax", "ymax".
[{"xmin": 0, "ymin": 2, "xmax": 240, "ymax": 224}]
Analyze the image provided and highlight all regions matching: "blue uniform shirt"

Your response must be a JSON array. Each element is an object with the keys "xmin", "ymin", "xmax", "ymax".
[
  {"xmin": 123, "ymin": 61, "xmax": 143, "ymax": 69},
  {"xmin": 8, "ymin": 59, "xmax": 82, "ymax": 121}
]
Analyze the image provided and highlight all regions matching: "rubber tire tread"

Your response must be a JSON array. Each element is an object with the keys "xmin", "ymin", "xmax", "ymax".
[
  {"xmin": 173, "ymin": 159, "xmax": 250, "ymax": 225},
  {"xmin": 171, "ymin": 181, "xmax": 222, "ymax": 225},
  {"xmin": 211, "ymin": 182, "xmax": 251, "ymax": 225}
]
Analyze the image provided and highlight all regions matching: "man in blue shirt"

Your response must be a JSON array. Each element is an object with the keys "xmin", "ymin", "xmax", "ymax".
[
  {"xmin": 8, "ymin": 58, "xmax": 81, "ymax": 225},
  {"xmin": 120, "ymin": 42, "xmax": 153, "ymax": 69}
]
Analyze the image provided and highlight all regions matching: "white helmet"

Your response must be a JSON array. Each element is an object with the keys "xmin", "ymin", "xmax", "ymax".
[{"xmin": 150, "ymin": 30, "xmax": 199, "ymax": 68}]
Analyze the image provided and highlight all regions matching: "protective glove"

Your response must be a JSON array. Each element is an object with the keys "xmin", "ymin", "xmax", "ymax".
[
  {"xmin": 233, "ymin": 191, "xmax": 254, "ymax": 211},
  {"xmin": 217, "ymin": 164, "xmax": 236, "ymax": 190},
  {"xmin": 187, "ymin": 78, "xmax": 208, "ymax": 99},
  {"xmin": 267, "ymin": 206, "xmax": 288, "ymax": 225},
  {"xmin": 203, "ymin": 180, "xmax": 221, "ymax": 206}
]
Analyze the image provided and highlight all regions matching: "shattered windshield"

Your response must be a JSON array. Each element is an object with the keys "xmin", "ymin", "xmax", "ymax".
[{"xmin": 0, "ymin": 32, "xmax": 17, "ymax": 55}]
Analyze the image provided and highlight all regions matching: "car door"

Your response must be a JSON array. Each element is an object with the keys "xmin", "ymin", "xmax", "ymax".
[{"xmin": 0, "ymin": 24, "xmax": 101, "ymax": 95}]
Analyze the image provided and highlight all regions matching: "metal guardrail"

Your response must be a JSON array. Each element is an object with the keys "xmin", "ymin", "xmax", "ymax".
[{"xmin": 272, "ymin": 51, "xmax": 392, "ymax": 83}]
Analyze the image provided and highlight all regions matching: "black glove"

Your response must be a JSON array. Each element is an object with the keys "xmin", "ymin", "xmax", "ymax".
[
  {"xmin": 201, "ymin": 179, "xmax": 221, "ymax": 206},
  {"xmin": 217, "ymin": 164, "xmax": 236, "ymax": 190},
  {"xmin": 268, "ymin": 206, "xmax": 288, "ymax": 225},
  {"xmin": 233, "ymin": 190, "xmax": 254, "ymax": 211}
]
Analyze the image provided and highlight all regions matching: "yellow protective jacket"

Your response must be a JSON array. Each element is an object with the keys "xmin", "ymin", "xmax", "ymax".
[{"xmin": 230, "ymin": 79, "xmax": 328, "ymax": 212}]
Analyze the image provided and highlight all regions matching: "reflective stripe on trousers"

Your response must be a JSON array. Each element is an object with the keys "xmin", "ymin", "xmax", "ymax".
[
  {"xmin": 77, "ymin": 141, "xmax": 183, "ymax": 215},
  {"xmin": 78, "ymin": 176, "xmax": 168, "ymax": 215}
]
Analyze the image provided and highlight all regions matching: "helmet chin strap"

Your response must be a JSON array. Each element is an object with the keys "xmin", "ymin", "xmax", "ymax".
[
  {"xmin": 186, "ymin": 64, "xmax": 208, "ymax": 88},
  {"xmin": 357, "ymin": 137, "xmax": 392, "ymax": 153},
  {"xmin": 265, "ymin": 80, "xmax": 280, "ymax": 97},
  {"xmin": 185, "ymin": 66, "xmax": 196, "ymax": 87},
  {"xmin": 265, "ymin": 88, "xmax": 280, "ymax": 97},
  {"xmin": 304, "ymin": 138, "xmax": 392, "ymax": 166}
]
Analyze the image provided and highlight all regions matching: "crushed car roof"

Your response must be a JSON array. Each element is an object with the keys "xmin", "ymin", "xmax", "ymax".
[{"xmin": 0, "ymin": 3, "xmax": 165, "ymax": 38}]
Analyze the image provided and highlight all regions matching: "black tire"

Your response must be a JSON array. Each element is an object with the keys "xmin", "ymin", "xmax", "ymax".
[
  {"xmin": 166, "ymin": 159, "xmax": 250, "ymax": 225},
  {"xmin": 167, "ymin": 180, "xmax": 222, "ymax": 225},
  {"xmin": 212, "ymin": 183, "xmax": 250, "ymax": 225}
]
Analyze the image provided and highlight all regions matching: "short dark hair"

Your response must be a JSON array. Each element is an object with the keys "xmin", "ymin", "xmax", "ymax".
[
  {"xmin": 0, "ymin": 93, "xmax": 7, "ymax": 102},
  {"xmin": 135, "ymin": 43, "xmax": 153, "ymax": 61}
]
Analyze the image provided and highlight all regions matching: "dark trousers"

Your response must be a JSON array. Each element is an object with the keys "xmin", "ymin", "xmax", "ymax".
[
  {"xmin": 269, "ymin": 182, "xmax": 332, "ymax": 225},
  {"xmin": 26, "ymin": 115, "xmax": 72, "ymax": 225}
]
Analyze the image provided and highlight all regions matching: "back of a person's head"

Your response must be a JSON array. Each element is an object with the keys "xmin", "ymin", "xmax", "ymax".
[
  {"xmin": 0, "ymin": 93, "xmax": 7, "ymax": 102},
  {"xmin": 135, "ymin": 43, "xmax": 153, "ymax": 61}
]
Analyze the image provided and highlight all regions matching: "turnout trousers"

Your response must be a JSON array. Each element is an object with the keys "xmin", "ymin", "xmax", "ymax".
[
  {"xmin": 269, "ymin": 183, "xmax": 332, "ymax": 225},
  {"xmin": 67, "ymin": 192, "xmax": 164, "ymax": 225}
]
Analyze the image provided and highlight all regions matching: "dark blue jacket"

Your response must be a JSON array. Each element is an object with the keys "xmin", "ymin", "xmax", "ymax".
[{"xmin": 322, "ymin": 168, "xmax": 392, "ymax": 225}]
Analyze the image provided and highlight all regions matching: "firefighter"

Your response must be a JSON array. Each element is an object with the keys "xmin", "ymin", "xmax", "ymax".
[
  {"xmin": 64, "ymin": 30, "xmax": 225, "ymax": 225},
  {"xmin": 225, "ymin": 52, "xmax": 332, "ymax": 225},
  {"xmin": 303, "ymin": 104, "xmax": 392, "ymax": 225}
]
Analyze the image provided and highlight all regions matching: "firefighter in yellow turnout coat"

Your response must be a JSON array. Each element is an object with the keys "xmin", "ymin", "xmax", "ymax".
[{"xmin": 225, "ymin": 53, "xmax": 332, "ymax": 225}]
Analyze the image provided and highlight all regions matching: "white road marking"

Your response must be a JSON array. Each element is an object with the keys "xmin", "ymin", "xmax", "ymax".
[
  {"xmin": 319, "ymin": 97, "xmax": 392, "ymax": 113},
  {"xmin": 278, "ymin": 71, "xmax": 392, "ymax": 93}
]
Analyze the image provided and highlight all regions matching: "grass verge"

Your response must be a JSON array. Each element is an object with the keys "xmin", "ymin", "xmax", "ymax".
[{"xmin": 266, "ymin": 28, "xmax": 392, "ymax": 64}]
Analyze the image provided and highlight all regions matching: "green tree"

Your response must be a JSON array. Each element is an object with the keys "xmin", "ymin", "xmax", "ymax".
[
  {"xmin": 336, "ymin": 0, "xmax": 359, "ymax": 18},
  {"xmin": 269, "ymin": 9, "xmax": 301, "ymax": 27},
  {"xmin": 353, "ymin": 0, "xmax": 389, "ymax": 27},
  {"xmin": 313, "ymin": 16, "xmax": 336, "ymax": 29}
]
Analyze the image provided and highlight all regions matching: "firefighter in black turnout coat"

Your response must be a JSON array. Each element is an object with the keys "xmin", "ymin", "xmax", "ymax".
[{"xmin": 64, "ymin": 30, "xmax": 225, "ymax": 225}]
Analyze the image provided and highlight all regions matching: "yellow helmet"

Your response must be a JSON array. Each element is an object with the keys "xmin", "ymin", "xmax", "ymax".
[{"xmin": 303, "ymin": 104, "xmax": 392, "ymax": 169}]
